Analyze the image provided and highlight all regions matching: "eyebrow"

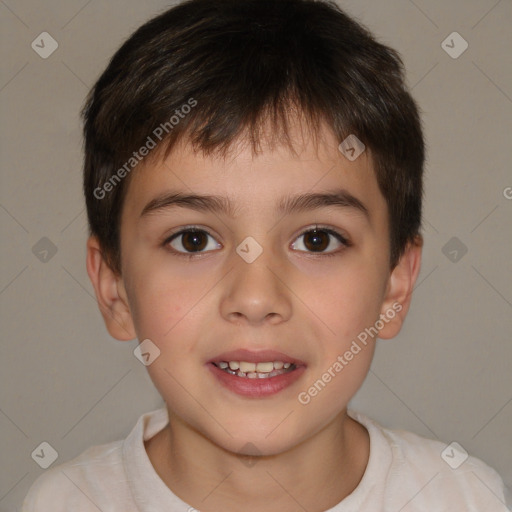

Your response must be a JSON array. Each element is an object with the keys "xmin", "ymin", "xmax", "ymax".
[{"xmin": 140, "ymin": 188, "xmax": 370, "ymax": 220}]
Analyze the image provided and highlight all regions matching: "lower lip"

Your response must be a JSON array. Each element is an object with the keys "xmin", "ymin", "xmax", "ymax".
[{"xmin": 207, "ymin": 363, "xmax": 306, "ymax": 398}]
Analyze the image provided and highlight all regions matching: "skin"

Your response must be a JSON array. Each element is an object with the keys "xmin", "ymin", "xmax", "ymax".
[{"xmin": 86, "ymin": 120, "xmax": 422, "ymax": 512}]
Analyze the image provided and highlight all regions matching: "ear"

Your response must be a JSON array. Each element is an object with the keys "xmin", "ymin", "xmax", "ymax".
[
  {"xmin": 86, "ymin": 236, "xmax": 136, "ymax": 341},
  {"xmin": 378, "ymin": 235, "xmax": 423, "ymax": 340}
]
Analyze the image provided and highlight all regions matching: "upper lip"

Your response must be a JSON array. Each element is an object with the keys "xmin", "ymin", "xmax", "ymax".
[{"xmin": 209, "ymin": 349, "xmax": 306, "ymax": 366}]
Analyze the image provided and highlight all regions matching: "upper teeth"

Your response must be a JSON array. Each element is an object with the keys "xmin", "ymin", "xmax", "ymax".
[{"xmin": 218, "ymin": 361, "xmax": 292, "ymax": 372}]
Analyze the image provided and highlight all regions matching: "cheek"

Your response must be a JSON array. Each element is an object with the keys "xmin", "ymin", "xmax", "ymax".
[
  {"xmin": 125, "ymin": 265, "xmax": 200, "ymax": 344},
  {"xmin": 296, "ymin": 261, "xmax": 384, "ymax": 415},
  {"xmin": 296, "ymin": 276, "xmax": 380, "ymax": 419},
  {"xmin": 126, "ymin": 272, "xmax": 206, "ymax": 407},
  {"xmin": 309, "ymin": 264, "xmax": 385, "ymax": 346},
  {"xmin": 296, "ymin": 347, "xmax": 374, "ymax": 433}
]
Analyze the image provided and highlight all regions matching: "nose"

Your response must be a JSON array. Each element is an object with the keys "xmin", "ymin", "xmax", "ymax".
[{"xmin": 219, "ymin": 246, "xmax": 293, "ymax": 326}]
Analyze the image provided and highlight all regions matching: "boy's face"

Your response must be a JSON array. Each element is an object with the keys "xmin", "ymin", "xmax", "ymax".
[{"xmin": 90, "ymin": 121, "xmax": 420, "ymax": 455}]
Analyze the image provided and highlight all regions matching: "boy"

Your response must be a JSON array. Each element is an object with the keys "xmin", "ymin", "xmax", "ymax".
[{"xmin": 22, "ymin": 0, "xmax": 509, "ymax": 510}]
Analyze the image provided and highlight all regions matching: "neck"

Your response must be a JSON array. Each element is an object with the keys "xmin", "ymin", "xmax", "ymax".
[{"xmin": 145, "ymin": 408, "xmax": 370, "ymax": 512}]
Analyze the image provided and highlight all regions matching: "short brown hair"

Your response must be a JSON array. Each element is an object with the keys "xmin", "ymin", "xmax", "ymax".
[{"xmin": 82, "ymin": 0, "xmax": 424, "ymax": 274}]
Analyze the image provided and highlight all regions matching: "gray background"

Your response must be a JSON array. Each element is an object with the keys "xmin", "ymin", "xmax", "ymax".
[{"xmin": 1, "ymin": 0, "xmax": 511, "ymax": 510}]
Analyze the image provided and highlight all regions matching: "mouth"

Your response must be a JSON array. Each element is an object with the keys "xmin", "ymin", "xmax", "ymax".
[
  {"xmin": 212, "ymin": 360, "xmax": 297, "ymax": 379},
  {"xmin": 207, "ymin": 349, "xmax": 306, "ymax": 397}
]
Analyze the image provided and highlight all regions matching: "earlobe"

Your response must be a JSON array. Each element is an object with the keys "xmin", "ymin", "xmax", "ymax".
[
  {"xmin": 85, "ymin": 237, "xmax": 136, "ymax": 341},
  {"xmin": 378, "ymin": 236, "xmax": 423, "ymax": 340}
]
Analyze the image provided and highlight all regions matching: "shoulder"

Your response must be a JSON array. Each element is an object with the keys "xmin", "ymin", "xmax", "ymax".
[
  {"xmin": 383, "ymin": 425, "xmax": 508, "ymax": 509},
  {"xmin": 352, "ymin": 411, "xmax": 509, "ymax": 511},
  {"xmin": 22, "ymin": 440, "xmax": 129, "ymax": 512}
]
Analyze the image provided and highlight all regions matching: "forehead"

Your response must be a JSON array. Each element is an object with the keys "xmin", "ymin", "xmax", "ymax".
[{"xmin": 122, "ymin": 121, "xmax": 387, "ymax": 226}]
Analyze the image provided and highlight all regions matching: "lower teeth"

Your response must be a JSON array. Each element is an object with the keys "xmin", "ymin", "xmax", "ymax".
[{"xmin": 219, "ymin": 364, "xmax": 295, "ymax": 379}]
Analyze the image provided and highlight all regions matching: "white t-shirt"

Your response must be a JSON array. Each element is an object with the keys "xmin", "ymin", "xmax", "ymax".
[{"xmin": 22, "ymin": 407, "xmax": 510, "ymax": 511}]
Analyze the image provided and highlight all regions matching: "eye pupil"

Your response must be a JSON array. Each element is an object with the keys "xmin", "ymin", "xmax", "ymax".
[
  {"xmin": 183, "ymin": 231, "xmax": 207, "ymax": 252},
  {"xmin": 304, "ymin": 229, "xmax": 329, "ymax": 252}
]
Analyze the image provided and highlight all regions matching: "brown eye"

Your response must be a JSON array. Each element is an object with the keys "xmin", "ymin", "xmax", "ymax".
[
  {"xmin": 303, "ymin": 229, "xmax": 330, "ymax": 252},
  {"xmin": 291, "ymin": 227, "xmax": 349, "ymax": 254},
  {"xmin": 181, "ymin": 231, "xmax": 208, "ymax": 252},
  {"xmin": 167, "ymin": 229, "xmax": 220, "ymax": 254}
]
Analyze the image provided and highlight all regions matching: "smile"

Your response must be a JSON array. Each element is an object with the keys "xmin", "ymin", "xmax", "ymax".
[
  {"xmin": 207, "ymin": 349, "xmax": 306, "ymax": 397},
  {"xmin": 213, "ymin": 360, "xmax": 296, "ymax": 379}
]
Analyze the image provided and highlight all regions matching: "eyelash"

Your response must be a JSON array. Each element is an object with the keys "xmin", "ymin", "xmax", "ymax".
[{"xmin": 162, "ymin": 225, "xmax": 352, "ymax": 259}]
